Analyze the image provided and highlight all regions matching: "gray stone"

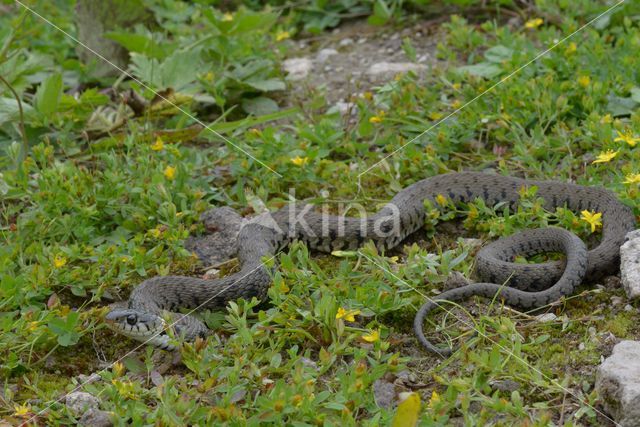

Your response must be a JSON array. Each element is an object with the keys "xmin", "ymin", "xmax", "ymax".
[
  {"xmin": 366, "ymin": 62, "xmax": 428, "ymax": 80},
  {"xmin": 283, "ymin": 58, "xmax": 313, "ymax": 81},
  {"xmin": 66, "ymin": 391, "xmax": 99, "ymax": 415},
  {"xmin": 76, "ymin": 373, "xmax": 101, "ymax": 385},
  {"xmin": 79, "ymin": 408, "xmax": 113, "ymax": 427},
  {"xmin": 329, "ymin": 101, "xmax": 357, "ymax": 116},
  {"xmin": 621, "ymin": 230, "xmax": 640, "ymax": 299},
  {"xmin": 372, "ymin": 378, "xmax": 396, "ymax": 409},
  {"xmin": 535, "ymin": 313, "xmax": 557, "ymax": 323},
  {"xmin": 596, "ymin": 340, "xmax": 640, "ymax": 426},
  {"xmin": 316, "ymin": 48, "xmax": 338, "ymax": 63}
]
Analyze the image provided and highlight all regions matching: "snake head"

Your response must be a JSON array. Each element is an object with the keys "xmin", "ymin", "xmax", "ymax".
[{"xmin": 104, "ymin": 308, "xmax": 176, "ymax": 350}]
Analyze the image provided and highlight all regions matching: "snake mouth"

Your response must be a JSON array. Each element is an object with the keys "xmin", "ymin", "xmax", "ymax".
[{"xmin": 104, "ymin": 308, "xmax": 176, "ymax": 350}]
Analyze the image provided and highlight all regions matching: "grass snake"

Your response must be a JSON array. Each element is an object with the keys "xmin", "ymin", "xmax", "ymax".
[{"xmin": 105, "ymin": 172, "xmax": 636, "ymax": 353}]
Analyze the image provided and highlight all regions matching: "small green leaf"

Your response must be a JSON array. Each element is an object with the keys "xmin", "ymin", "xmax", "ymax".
[{"xmin": 368, "ymin": 0, "xmax": 392, "ymax": 26}]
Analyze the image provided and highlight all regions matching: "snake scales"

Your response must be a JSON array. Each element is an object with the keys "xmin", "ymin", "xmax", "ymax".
[{"xmin": 105, "ymin": 172, "xmax": 636, "ymax": 353}]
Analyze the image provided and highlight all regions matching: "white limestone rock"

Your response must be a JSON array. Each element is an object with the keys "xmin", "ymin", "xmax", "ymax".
[
  {"xmin": 366, "ymin": 62, "xmax": 427, "ymax": 80},
  {"xmin": 595, "ymin": 340, "xmax": 640, "ymax": 426},
  {"xmin": 283, "ymin": 58, "xmax": 313, "ymax": 81},
  {"xmin": 621, "ymin": 230, "xmax": 640, "ymax": 299}
]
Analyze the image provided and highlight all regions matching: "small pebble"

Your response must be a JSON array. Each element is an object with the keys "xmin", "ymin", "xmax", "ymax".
[
  {"xmin": 624, "ymin": 304, "xmax": 634, "ymax": 312},
  {"xmin": 339, "ymin": 38, "xmax": 354, "ymax": 47},
  {"xmin": 316, "ymin": 48, "xmax": 338, "ymax": 63},
  {"xmin": 535, "ymin": 313, "xmax": 557, "ymax": 323}
]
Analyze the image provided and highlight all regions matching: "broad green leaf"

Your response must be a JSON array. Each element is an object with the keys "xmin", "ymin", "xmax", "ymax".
[
  {"xmin": 105, "ymin": 31, "xmax": 167, "ymax": 58},
  {"xmin": 34, "ymin": 73, "xmax": 62, "ymax": 117},
  {"xmin": 242, "ymin": 96, "xmax": 279, "ymax": 115},
  {"xmin": 456, "ymin": 62, "xmax": 503, "ymax": 79},
  {"xmin": 0, "ymin": 97, "xmax": 34, "ymax": 126},
  {"xmin": 630, "ymin": 87, "xmax": 640, "ymax": 103},
  {"xmin": 606, "ymin": 93, "xmax": 638, "ymax": 117},
  {"xmin": 245, "ymin": 78, "xmax": 285, "ymax": 92},
  {"xmin": 484, "ymin": 45, "xmax": 513, "ymax": 63}
]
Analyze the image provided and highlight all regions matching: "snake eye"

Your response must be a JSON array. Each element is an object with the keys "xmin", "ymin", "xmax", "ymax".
[{"xmin": 126, "ymin": 314, "xmax": 137, "ymax": 325}]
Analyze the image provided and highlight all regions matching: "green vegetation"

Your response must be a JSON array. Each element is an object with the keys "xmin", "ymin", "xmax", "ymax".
[{"xmin": 1, "ymin": 0, "xmax": 639, "ymax": 425}]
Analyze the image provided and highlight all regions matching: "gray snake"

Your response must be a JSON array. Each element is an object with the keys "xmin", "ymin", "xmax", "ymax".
[{"xmin": 105, "ymin": 172, "xmax": 636, "ymax": 353}]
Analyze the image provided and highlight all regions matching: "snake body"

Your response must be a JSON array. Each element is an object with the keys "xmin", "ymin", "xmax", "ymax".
[{"xmin": 105, "ymin": 172, "xmax": 636, "ymax": 352}]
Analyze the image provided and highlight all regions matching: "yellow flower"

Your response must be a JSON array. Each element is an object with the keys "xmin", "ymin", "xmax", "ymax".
[
  {"xmin": 600, "ymin": 114, "xmax": 613, "ymax": 124},
  {"xmin": 363, "ymin": 91, "xmax": 373, "ymax": 100},
  {"xmin": 222, "ymin": 13, "xmax": 233, "ymax": 22},
  {"xmin": 451, "ymin": 99, "xmax": 462, "ymax": 109},
  {"xmin": 111, "ymin": 379, "xmax": 138, "ymax": 400},
  {"xmin": 392, "ymin": 392, "xmax": 421, "ymax": 427},
  {"xmin": 151, "ymin": 137, "xmax": 164, "ymax": 151},
  {"xmin": 577, "ymin": 75, "xmax": 591, "ymax": 88},
  {"xmin": 429, "ymin": 111, "xmax": 444, "ymax": 121},
  {"xmin": 336, "ymin": 307, "xmax": 361, "ymax": 322},
  {"xmin": 278, "ymin": 281, "xmax": 290, "ymax": 293},
  {"xmin": 149, "ymin": 228, "xmax": 162, "ymax": 238},
  {"xmin": 565, "ymin": 42, "xmax": 577, "ymax": 54},
  {"xmin": 592, "ymin": 149, "xmax": 618, "ymax": 164},
  {"xmin": 53, "ymin": 255, "xmax": 67, "ymax": 268},
  {"xmin": 435, "ymin": 194, "xmax": 448, "ymax": 206},
  {"xmin": 290, "ymin": 156, "xmax": 309, "ymax": 166},
  {"xmin": 164, "ymin": 165, "xmax": 176, "ymax": 180},
  {"xmin": 13, "ymin": 404, "xmax": 31, "ymax": 417},
  {"xmin": 112, "ymin": 361, "xmax": 125, "ymax": 377},
  {"xmin": 388, "ymin": 256, "xmax": 399, "ymax": 264},
  {"xmin": 581, "ymin": 210, "xmax": 603, "ymax": 233},
  {"xmin": 27, "ymin": 321, "xmax": 40, "ymax": 332},
  {"xmin": 362, "ymin": 329, "xmax": 380, "ymax": 342},
  {"xmin": 452, "ymin": 82, "xmax": 461, "ymax": 90},
  {"xmin": 623, "ymin": 173, "xmax": 640, "ymax": 184},
  {"xmin": 369, "ymin": 110, "xmax": 385, "ymax": 123},
  {"xmin": 248, "ymin": 128, "xmax": 261, "ymax": 136},
  {"xmin": 427, "ymin": 390, "xmax": 440, "ymax": 408},
  {"xmin": 203, "ymin": 71, "xmax": 214, "ymax": 82},
  {"xmin": 276, "ymin": 31, "xmax": 290, "ymax": 41},
  {"xmin": 525, "ymin": 18, "xmax": 544, "ymax": 29},
  {"xmin": 614, "ymin": 130, "xmax": 640, "ymax": 147}
]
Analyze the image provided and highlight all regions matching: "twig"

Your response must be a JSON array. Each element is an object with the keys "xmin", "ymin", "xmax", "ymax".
[{"xmin": 0, "ymin": 73, "xmax": 29, "ymax": 164}]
